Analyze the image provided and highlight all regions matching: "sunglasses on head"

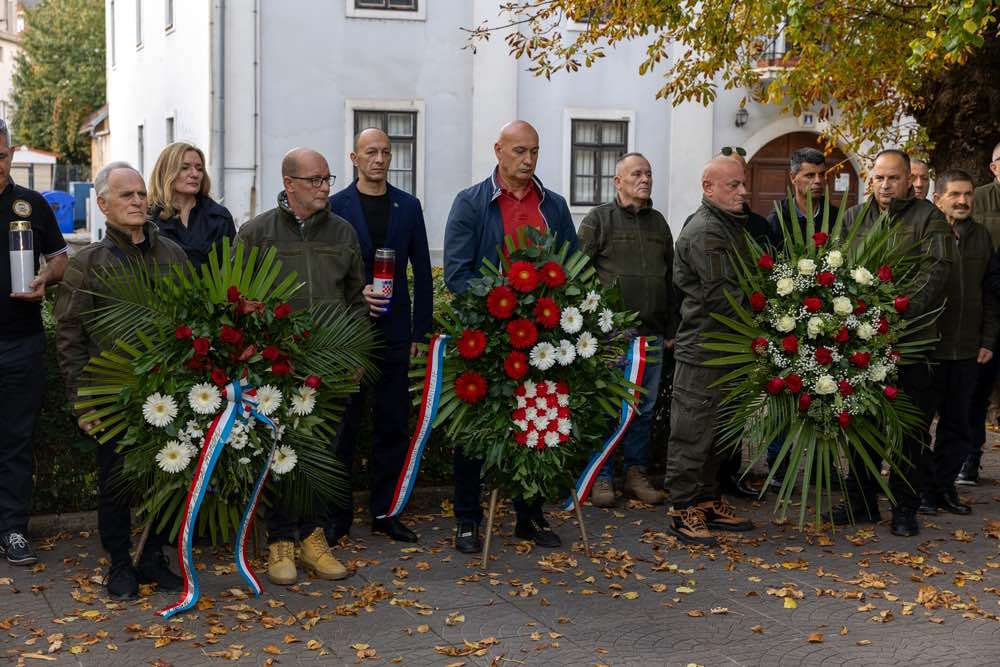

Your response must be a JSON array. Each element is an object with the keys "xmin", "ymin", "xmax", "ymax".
[{"xmin": 721, "ymin": 146, "xmax": 747, "ymax": 157}]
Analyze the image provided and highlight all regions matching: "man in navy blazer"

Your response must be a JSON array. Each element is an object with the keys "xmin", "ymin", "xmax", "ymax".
[
  {"xmin": 329, "ymin": 128, "xmax": 433, "ymax": 543},
  {"xmin": 443, "ymin": 120, "xmax": 578, "ymax": 554}
]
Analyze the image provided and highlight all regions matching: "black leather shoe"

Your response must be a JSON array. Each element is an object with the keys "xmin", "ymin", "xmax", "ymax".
[
  {"xmin": 890, "ymin": 509, "xmax": 919, "ymax": 537},
  {"xmin": 0, "ymin": 531, "xmax": 37, "ymax": 566},
  {"xmin": 136, "ymin": 551, "xmax": 184, "ymax": 593},
  {"xmin": 514, "ymin": 513, "xmax": 562, "ymax": 548},
  {"xmin": 454, "ymin": 520, "xmax": 481, "ymax": 554},
  {"xmin": 827, "ymin": 500, "xmax": 880, "ymax": 526},
  {"xmin": 325, "ymin": 524, "xmax": 350, "ymax": 545},
  {"xmin": 917, "ymin": 492, "xmax": 938, "ymax": 515},
  {"xmin": 722, "ymin": 475, "xmax": 761, "ymax": 499},
  {"xmin": 372, "ymin": 517, "xmax": 418, "ymax": 543},
  {"xmin": 937, "ymin": 489, "xmax": 972, "ymax": 515},
  {"xmin": 955, "ymin": 457, "xmax": 980, "ymax": 485},
  {"xmin": 106, "ymin": 561, "xmax": 139, "ymax": 600}
]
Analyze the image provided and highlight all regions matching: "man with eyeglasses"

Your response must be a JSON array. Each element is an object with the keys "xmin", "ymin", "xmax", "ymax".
[{"xmin": 238, "ymin": 147, "xmax": 367, "ymax": 586}]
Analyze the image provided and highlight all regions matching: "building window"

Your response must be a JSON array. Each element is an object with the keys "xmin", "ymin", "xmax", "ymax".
[
  {"xmin": 570, "ymin": 119, "xmax": 628, "ymax": 206},
  {"xmin": 164, "ymin": 0, "xmax": 173, "ymax": 30},
  {"xmin": 137, "ymin": 124, "xmax": 145, "ymax": 173},
  {"xmin": 135, "ymin": 0, "xmax": 142, "ymax": 48},
  {"xmin": 353, "ymin": 110, "xmax": 417, "ymax": 195},
  {"xmin": 165, "ymin": 117, "xmax": 174, "ymax": 144},
  {"xmin": 355, "ymin": 0, "xmax": 417, "ymax": 11},
  {"xmin": 110, "ymin": 0, "xmax": 116, "ymax": 66}
]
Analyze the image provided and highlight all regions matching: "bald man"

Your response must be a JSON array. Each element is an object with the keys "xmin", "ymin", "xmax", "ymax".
[
  {"xmin": 329, "ymin": 128, "xmax": 433, "ymax": 544},
  {"xmin": 666, "ymin": 158, "xmax": 756, "ymax": 546},
  {"xmin": 239, "ymin": 147, "xmax": 367, "ymax": 585},
  {"xmin": 443, "ymin": 120, "xmax": 577, "ymax": 553}
]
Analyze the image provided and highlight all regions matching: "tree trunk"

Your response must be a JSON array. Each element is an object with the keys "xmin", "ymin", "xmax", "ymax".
[{"xmin": 910, "ymin": 28, "xmax": 1000, "ymax": 186}]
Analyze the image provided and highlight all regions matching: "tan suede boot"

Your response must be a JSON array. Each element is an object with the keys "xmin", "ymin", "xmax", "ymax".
[
  {"xmin": 590, "ymin": 478, "xmax": 616, "ymax": 507},
  {"xmin": 266, "ymin": 541, "xmax": 297, "ymax": 586},
  {"xmin": 300, "ymin": 528, "xmax": 349, "ymax": 580},
  {"xmin": 624, "ymin": 467, "xmax": 665, "ymax": 504}
]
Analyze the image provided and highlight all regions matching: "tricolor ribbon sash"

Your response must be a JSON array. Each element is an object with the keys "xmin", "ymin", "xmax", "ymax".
[
  {"xmin": 158, "ymin": 379, "xmax": 277, "ymax": 619},
  {"xmin": 563, "ymin": 336, "xmax": 647, "ymax": 510},
  {"xmin": 377, "ymin": 334, "xmax": 449, "ymax": 519}
]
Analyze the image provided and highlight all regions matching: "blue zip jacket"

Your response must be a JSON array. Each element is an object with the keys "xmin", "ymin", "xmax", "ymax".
[
  {"xmin": 329, "ymin": 181, "xmax": 433, "ymax": 345},
  {"xmin": 443, "ymin": 170, "xmax": 578, "ymax": 294}
]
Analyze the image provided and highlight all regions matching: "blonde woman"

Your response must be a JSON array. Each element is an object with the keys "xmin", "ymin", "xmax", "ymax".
[{"xmin": 147, "ymin": 142, "xmax": 235, "ymax": 269}]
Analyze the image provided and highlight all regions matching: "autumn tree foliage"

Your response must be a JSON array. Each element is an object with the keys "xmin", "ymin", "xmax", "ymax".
[{"xmin": 469, "ymin": 0, "xmax": 1000, "ymax": 182}]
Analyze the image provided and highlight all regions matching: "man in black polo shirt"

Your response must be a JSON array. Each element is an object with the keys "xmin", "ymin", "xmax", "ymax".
[{"xmin": 0, "ymin": 119, "xmax": 68, "ymax": 565}]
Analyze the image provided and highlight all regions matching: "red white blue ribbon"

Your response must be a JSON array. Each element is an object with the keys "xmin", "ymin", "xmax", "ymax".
[
  {"xmin": 377, "ymin": 334, "xmax": 449, "ymax": 519},
  {"xmin": 563, "ymin": 336, "xmax": 647, "ymax": 510},
  {"xmin": 158, "ymin": 379, "xmax": 276, "ymax": 618}
]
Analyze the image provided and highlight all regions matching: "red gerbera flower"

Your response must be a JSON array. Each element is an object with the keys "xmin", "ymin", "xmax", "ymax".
[
  {"xmin": 539, "ymin": 261, "xmax": 567, "ymax": 288},
  {"xmin": 487, "ymin": 286, "xmax": 518, "ymax": 319},
  {"xmin": 504, "ymin": 351, "xmax": 529, "ymax": 380},
  {"xmin": 534, "ymin": 297, "xmax": 561, "ymax": 329},
  {"xmin": 454, "ymin": 371, "xmax": 488, "ymax": 404},
  {"xmin": 457, "ymin": 329, "xmax": 488, "ymax": 359},
  {"xmin": 508, "ymin": 261, "xmax": 540, "ymax": 293},
  {"xmin": 506, "ymin": 318, "xmax": 538, "ymax": 349}
]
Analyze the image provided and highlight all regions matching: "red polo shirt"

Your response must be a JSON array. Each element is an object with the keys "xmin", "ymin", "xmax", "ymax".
[{"xmin": 496, "ymin": 173, "xmax": 547, "ymax": 251}]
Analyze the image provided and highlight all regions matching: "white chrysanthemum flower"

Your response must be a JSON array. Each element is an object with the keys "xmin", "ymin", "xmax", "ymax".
[
  {"xmin": 514, "ymin": 419, "xmax": 528, "ymax": 432},
  {"xmin": 270, "ymin": 445, "xmax": 298, "ymax": 475},
  {"xmin": 807, "ymin": 316, "xmax": 824, "ymax": 338},
  {"xmin": 850, "ymin": 266, "xmax": 873, "ymax": 286},
  {"xmin": 155, "ymin": 440, "xmax": 191, "ymax": 474},
  {"xmin": 526, "ymin": 431, "xmax": 539, "ymax": 448},
  {"xmin": 557, "ymin": 393, "xmax": 569, "ymax": 407},
  {"xmin": 576, "ymin": 331, "xmax": 598, "ymax": 358},
  {"xmin": 775, "ymin": 277, "xmax": 795, "ymax": 296},
  {"xmin": 555, "ymin": 339, "xmax": 576, "ymax": 366},
  {"xmin": 775, "ymin": 315, "xmax": 796, "ymax": 333},
  {"xmin": 557, "ymin": 418, "xmax": 572, "ymax": 435},
  {"xmin": 255, "ymin": 385, "xmax": 282, "ymax": 416},
  {"xmin": 516, "ymin": 396, "xmax": 528, "ymax": 409},
  {"xmin": 870, "ymin": 364, "xmax": 888, "ymax": 382},
  {"xmin": 826, "ymin": 250, "xmax": 844, "ymax": 268},
  {"xmin": 524, "ymin": 380, "xmax": 537, "ymax": 398},
  {"xmin": 290, "ymin": 386, "xmax": 317, "ymax": 417},
  {"xmin": 560, "ymin": 307, "xmax": 583, "ymax": 334},
  {"xmin": 580, "ymin": 290, "xmax": 601, "ymax": 313},
  {"xmin": 797, "ymin": 258, "xmax": 816, "ymax": 275},
  {"xmin": 533, "ymin": 417, "xmax": 549, "ymax": 431},
  {"xmin": 832, "ymin": 296, "xmax": 852, "ymax": 316},
  {"xmin": 546, "ymin": 407, "xmax": 559, "ymax": 420},
  {"xmin": 544, "ymin": 431, "xmax": 560, "ymax": 447},
  {"xmin": 187, "ymin": 383, "xmax": 221, "ymax": 415},
  {"xmin": 545, "ymin": 380, "xmax": 557, "ymax": 394},
  {"xmin": 238, "ymin": 456, "xmax": 251, "ymax": 465},
  {"xmin": 529, "ymin": 342, "xmax": 557, "ymax": 371},
  {"xmin": 526, "ymin": 406, "xmax": 538, "ymax": 420},
  {"xmin": 856, "ymin": 323, "xmax": 875, "ymax": 340},
  {"xmin": 185, "ymin": 420, "xmax": 204, "ymax": 439},
  {"xmin": 814, "ymin": 375, "xmax": 838, "ymax": 395},
  {"xmin": 535, "ymin": 397, "xmax": 548, "ymax": 410},
  {"xmin": 182, "ymin": 442, "xmax": 199, "ymax": 458},
  {"xmin": 143, "ymin": 393, "xmax": 178, "ymax": 428},
  {"xmin": 598, "ymin": 308, "xmax": 614, "ymax": 333}
]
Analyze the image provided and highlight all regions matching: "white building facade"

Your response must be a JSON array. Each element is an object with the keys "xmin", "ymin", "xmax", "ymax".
[{"xmin": 105, "ymin": 0, "xmax": 862, "ymax": 261}]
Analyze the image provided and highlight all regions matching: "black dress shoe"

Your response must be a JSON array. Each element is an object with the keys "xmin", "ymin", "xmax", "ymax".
[
  {"xmin": 827, "ymin": 500, "xmax": 880, "ymax": 526},
  {"xmin": 325, "ymin": 525, "xmax": 350, "ymax": 545},
  {"xmin": 937, "ymin": 489, "xmax": 972, "ymax": 515},
  {"xmin": 514, "ymin": 513, "xmax": 562, "ymax": 548},
  {"xmin": 890, "ymin": 509, "xmax": 919, "ymax": 537},
  {"xmin": 723, "ymin": 476, "xmax": 761, "ymax": 499},
  {"xmin": 454, "ymin": 520, "xmax": 481, "ymax": 554},
  {"xmin": 106, "ymin": 561, "xmax": 139, "ymax": 600},
  {"xmin": 372, "ymin": 517, "xmax": 418, "ymax": 542},
  {"xmin": 136, "ymin": 551, "xmax": 184, "ymax": 593},
  {"xmin": 0, "ymin": 531, "xmax": 37, "ymax": 566},
  {"xmin": 917, "ymin": 492, "xmax": 939, "ymax": 515}
]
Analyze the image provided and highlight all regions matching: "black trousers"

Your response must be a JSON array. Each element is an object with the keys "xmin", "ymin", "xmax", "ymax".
[
  {"xmin": 845, "ymin": 364, "xmax": 935, "ymax": 513},
  {"xmin": 967, "ymin": 355, "xmax": 997, "ymax": 462},
  {"xmin": 0, "ymin": 333, "xmax": 46, "ymax": 536},
  {"xmin": 920, "ymin": 359, "xmax": 979, "ymax": 495},
  {"xmin": 453, "ymin": 447, "xmax": 540, "ymax": 523}
]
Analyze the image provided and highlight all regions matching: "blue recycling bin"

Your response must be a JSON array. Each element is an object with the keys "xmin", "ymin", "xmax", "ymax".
[{"xmin": 42, "ymin": 190, "xmax": 76, "ymax": 234}]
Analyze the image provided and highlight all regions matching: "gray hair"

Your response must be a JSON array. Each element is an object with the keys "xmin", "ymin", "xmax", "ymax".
[
  {"xmin": 0, "ymin": 118, "xmax": 10, "ymax": 147},
  {"xmin": 95, "ymin": 161, "xmax": 139, "ymax": 197},
  {"xmin": 789, "ymin": 147, "xmax": 825, "ymax": 176}
]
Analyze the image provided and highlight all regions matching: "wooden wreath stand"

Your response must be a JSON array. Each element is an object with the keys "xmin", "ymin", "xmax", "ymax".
[{"xmin": 479, "ymin": 488, "xmax": 592, "ymax": 568}]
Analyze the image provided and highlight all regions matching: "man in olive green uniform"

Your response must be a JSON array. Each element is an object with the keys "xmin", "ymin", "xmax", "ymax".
[
  {"xmin": 55, "ymin": 162, "xmax": 188, "ymax": 600},
  {"xmin": 831, "ymin": 149, "xmax": 952, "ymax": 537},
  {"xmin": 238, "ymin": 148, "xmax": 366, "ymax": 586},
  {"xmin": 666, "ymin": 158, "xmax": 756, "ymax": 546},
  {"xmin": 579, "ymin": 152, "xmax": 674, "ymax": 508}
]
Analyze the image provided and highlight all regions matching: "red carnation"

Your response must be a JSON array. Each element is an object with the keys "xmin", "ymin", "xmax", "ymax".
[
  {"xmin": 514, "ymin": 431, "xmax": 529, "ymax": 446},
  {"xmin": 533, "ymin": 297, "xmax": 561, "ymax": 329},
  {"xmin": 271, "ymin": 360, "xmax": 293, "ymax": 376},
  {"xmin": 210, "ymin": 367, "xmax": 228, "ymax": 387},
  {"xmin": 508, "ymin": 261, "xmax": 540, "ymax": 293},
  {"xmin": 814, "ymin": 346, "xmax": 833, "ymax": 365},
  {"xmin": 803, "ymin": 296, "xmax": 822, "ymax": 313},
  {"xmin": 274, "ymin": 303, "xmax": 293, "ymax": 319},
  {"xmin": 834, "ymin": 327, "xmax": 849, "ymax": 344},
  {"xmin": 838, "ymin": 380, "xmax": 854, "ymax": 397},
  {"xmin": 487, "ymin": 286, "xmax": 517, "ymax": 319},
  {"xmin": 227, "ymin": 285, "xmax": 241, "ymax": 303},
  {"xmin": 785, "ymin": 373, "xmax": 803, "ymax": 394},
  {"xmin": 219, "ymin": 325, "xmax": 244, "ymax": 346},
  {"xmin": 766, "ymin": 377, "xmax": 786, "ymax": 395},
  {"xmin": 781, "ymin": 335, "xmax": 799, "ymax": 354},
  {"xmin": 878, "ymin": 265, "xmax": 894, "ymax": 282},
  {"xmin": 849, "ymin": 351, "xmax": 871, "ymax": 369},
  {"xmin": 751, "ymin": 337, "xmax": 769, "ymax": 355},
  {"xmin": 513, "ymin": 407, "xmax": 527, "ymax": 421},
  {"xmin": 758, "ymin": 254, "xmax": 775, "ymax": 270},
  {"xmin": 883, "ymin": 385, "xmax": 898, "ymax": 401},
  {"xmin": 261, "ymin": 345, "xmax": 282, "ymax": 362},
  {"xmin": 506, "ymin": 318, "xmax": 539, "ymax": 349},
  {"xmin": 817, "ymin": 271, "xmax": 835, "ymax": 287},
  {"xmin": 854, "ymin": 300, "xmax": 868, "ymax": 315},
  {"xmin": 457, "ymin": 329, "xmax": 488, "ymax": 359},
  {"xmin": 546, "ymin": 394, "xmax": 559, "ymax": 408},
  {"xmin": 813, "ymin": 231, "xmax": 829, "ymax": 246},
  {"xmin": 175, "ymin": 325, "xmax": 193, "ymax": 340},
  {"xmin": 750, "ymin": 291, "xmax": 767, "ymax": 312},
  {"xmin": 304, "ymin": 374, "xmax": 322, "ymax": 389},
  {"xmin": 893, "ymin": 295, "xmax": 909, "ymax": 313},
  {"xmin": 192, "ymin": 337, "xmax": 212, "ymax": 356},
  {"xmin": 877, "ymin": 317, "xmax": 890, "ymax": 335},
  {"xmin": 838, "ymin": 411, "xmax": 851, "ymax": 429},
  {"xmin": 504, "ymin": 351, "xmax": 529, "ymax": 380},
  {"xmin": 539, "ymin": 261, "xmax": 567, "ymax": 288},
  {"xmin": 454, "ymin": 371, "xmax": 488, "ymax": 404},
  {"xmin": 799, "ymin": 393, "xmax": 812, "ymax": 412}
]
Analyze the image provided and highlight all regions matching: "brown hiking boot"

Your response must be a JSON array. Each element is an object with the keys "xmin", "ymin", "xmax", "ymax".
[
  {"xmin": 266, "ymin": 541, "xmax": 297, "ymax": 585},
  {"xmin": 624, "ymin": 467, "xmax": 665, "ymax": 504},
  {"xmin": 590, "ymin": 478, "xmax": 616, "ymax": 507},
  {"xmin": 668, "ymin": 506, "xmax": 716, "ymax": 546},
  {"xmin": 697, "ymin": 498, "xmax": 754, "ymax": 532}
]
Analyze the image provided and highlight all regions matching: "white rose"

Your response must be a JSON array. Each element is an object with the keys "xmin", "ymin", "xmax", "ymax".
[
  {"xmin": 814, "ymin": 375, "xmax": 838, "ymax": 395},
  {"xmin": 807, "ymin": 316, "xmax": 824, "ymax": 338},
  {"xmin": 832, "ymin": 296, "xmax": 852, "ymax": 316},
  {"xmin": 797, "ymin": 258, "xmax": 817, "ymax": 276},
  {"xmin": 775, "ymin": 315, "xmax": 796, "ymax": 333},
  {"xmin": 775, "ymin": 277, "xmax": 795, "ymax": 296},
  {"xmin": 826, "ymin": 250, "xmax": 843, "ymax": 268},
  {"xmin": 870, "ymin": 364, "xmax": 888, "ymax": 382},
  {"xmin": 850, "ymin": 266, "xmax": 873, "ymax": 286},
  {"xmin": 856, "ymin": 323, "xmax": 875, "ymax": 340}
]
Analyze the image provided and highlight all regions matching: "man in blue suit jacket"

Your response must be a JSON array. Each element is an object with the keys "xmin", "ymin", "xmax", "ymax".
[
  {"xmin": 443, "ymin": 120, "xmax": 578, "ymax": 554},
  {"xmin": 329, "ymin": 128, "xmax": 433, "ymax": 543}
]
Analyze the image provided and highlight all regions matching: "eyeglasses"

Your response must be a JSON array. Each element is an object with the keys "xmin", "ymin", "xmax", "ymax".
[
  {"xmin": 288, "ymin": 174, "xmax": 336, "ymax": 188},
  {"xmin": 721, "ymin": 146, "xmax": 747, "ymax": 157}
]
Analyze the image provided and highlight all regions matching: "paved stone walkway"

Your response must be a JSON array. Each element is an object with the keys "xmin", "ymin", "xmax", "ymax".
[{"xmin": 3, "ymin": 449, "xmax": 1000, "ymax": 666}]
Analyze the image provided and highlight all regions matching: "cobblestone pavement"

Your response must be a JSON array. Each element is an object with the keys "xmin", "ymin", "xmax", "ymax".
[{"xmin": 3, "ymin": 448, "xmax": 1000, "ymax": 667}]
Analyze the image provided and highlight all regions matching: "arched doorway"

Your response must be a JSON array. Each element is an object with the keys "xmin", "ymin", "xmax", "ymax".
[{"xmin": 747, "ymin": 132, "xmax": 860, "ymax": 218}]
